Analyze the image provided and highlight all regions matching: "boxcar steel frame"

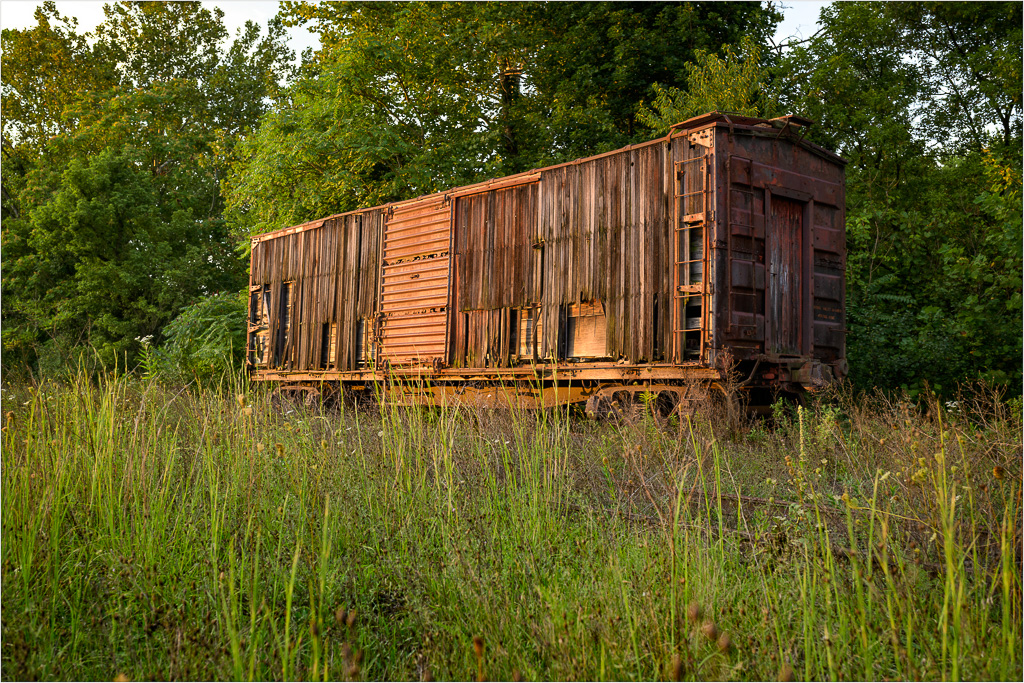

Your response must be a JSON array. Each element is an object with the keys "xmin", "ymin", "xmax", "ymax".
[{"xmin": 247, "ymin": 112, "xmax": 848, "ymax": 412}]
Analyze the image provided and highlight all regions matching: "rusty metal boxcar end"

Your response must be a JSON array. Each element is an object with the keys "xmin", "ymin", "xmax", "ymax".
[{"xmin": 247, "ymin": 112, "xmax": 848, "ymax": 413}]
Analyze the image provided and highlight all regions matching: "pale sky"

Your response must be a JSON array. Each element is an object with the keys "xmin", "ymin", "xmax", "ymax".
[
  {"xmin": 773, "ymin": 0, "xmax": 828, "ymax": 44},
  {"xmin": 1, "ymin": 0, "xmax": 828, "ymax": 60},
  {"xmin": 0, "ymin": 0, "xmax": 322, "ymax": 58}
]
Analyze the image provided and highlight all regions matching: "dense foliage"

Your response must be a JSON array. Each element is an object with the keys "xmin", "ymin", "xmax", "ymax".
[
  {"xmin": 1, "ymin": 1, "xmax": 292, "ymax": 371},
  {"xmin": 2, "ymin": 1, "xmax": 1020, "ymax": 393},
  {"xmin": 224, "ymin": 1, "xmax": 779, "ymax": 237},
  {"xmin": 780, "ymin": 1, "xmax": 1023, "ymax": 395},
  {"xmin": 139, "ymin": 292, "xmax": 248, "ymax": 385}
]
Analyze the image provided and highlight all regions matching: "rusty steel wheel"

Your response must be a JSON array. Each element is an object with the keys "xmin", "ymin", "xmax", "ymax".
[
  {"xmin": 271, "ymin": 385, "xmax": 322, "ymax": 412},
  {"xmin": 708, "ymin": 382, "xmax": 747, "ymax": 432},
  {"xmin": 585, "ymin": 392, "xmax": 633, "ymax": 422}
]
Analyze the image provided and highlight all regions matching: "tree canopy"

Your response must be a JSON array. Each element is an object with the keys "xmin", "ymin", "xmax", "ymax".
[
  {"xmin": 2, "ymin": 1, "xmax": 292, "ymax": 370},
  {"xmin": 779, "ymin": 1, "xmax": 1022, "ymax": 394},
  {"xmin": 224, "ymin": 1, "xmax": 781, "ymax": 238},
  {"xmin": 2, "ymin": 1, "xmax": 1020, "ymax": 394}
]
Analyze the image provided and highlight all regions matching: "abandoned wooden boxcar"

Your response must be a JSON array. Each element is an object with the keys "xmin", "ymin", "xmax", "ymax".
[{"xmin": 247, "ymin": 112, "xmax": 847, "ymax": 413}]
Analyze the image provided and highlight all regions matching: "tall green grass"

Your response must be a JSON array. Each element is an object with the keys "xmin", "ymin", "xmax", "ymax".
[{"xmin": 2, "ymin": 371, "xmax": 1021, "ymax": 680}]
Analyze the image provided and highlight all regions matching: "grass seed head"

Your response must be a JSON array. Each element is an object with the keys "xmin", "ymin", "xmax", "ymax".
[
  {"xmin": 346, "ymin": 609, "xmax": 358, "ymax": 628},
  {"xmin": 113, "ymin": 675, "xmax": 130, "ymax": 682},
  {"xmin": 511, "ymin": 668, "xmax": 523, "ymax": 682},
  {"xmin": 670, "ymin": 654, "xmax": 684, "ymax": 681},
  {"xmin": 686, "ymin": 601, "xmax": 703, "ymax": 623},
  {"xmin": 473, "ymin": 635, "xmax": 485, "ymax": 658},
  {"xmin": 778, "ymin": 662, "xmax": 795, "ymax": 681},
  {"xmin": 335, "ymin": 606, "xmax": 347, "ymax": 626},
  {"xmin": 716, "ymin": 632, "xmax": 732, "ymax": 652},
  {"xmin": 700, "ymin": 620, "xmax": 719, "ymax": 641},
  {"xmin": 993, "ymin": 466, "xmax": 1005, "ymax": 480}
]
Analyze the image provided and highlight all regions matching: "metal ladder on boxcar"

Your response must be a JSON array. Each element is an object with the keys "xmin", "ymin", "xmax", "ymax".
[{"xmin": 673, "ymin": 155, "xmax": 708, "ymax": 363}]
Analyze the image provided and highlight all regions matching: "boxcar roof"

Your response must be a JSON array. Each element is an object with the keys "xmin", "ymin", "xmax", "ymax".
[{"xmin": 252, "ymin": 111, "xmax": 845, "ymax": 245}]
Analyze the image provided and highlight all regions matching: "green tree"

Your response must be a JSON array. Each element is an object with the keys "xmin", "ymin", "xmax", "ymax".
[
  {"xmin": 525, "ymin": 2, "xmax": 780, "ymax": 146},
  {"xmin": 225, "ymin": 1, "xmax": 781, "ymax": 240},
  {"xmin": 781, "ymin": 1, "xmax": 1023, "ymax": 394},
  {"xmin": 1, "ymin": 2, "xmax": 117, "ymax": 155},
  {"xmin": 1, "ymin": 1, "xmax": 293, "ymax": 371},
  {"xmin": 636, "ymin": 35, "xmax": 778, "ymax": 134},
  {"xmin": 227, "ymin": 2, "xmax": 514, "ymax": 237},
  {"xmin": 3, "ymin": 149, "xmax": 240, "ymax": 366}
]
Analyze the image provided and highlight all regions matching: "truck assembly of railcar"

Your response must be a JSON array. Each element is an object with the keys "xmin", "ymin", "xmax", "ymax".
[{"xmin": 246, "ymin": 111, "xmax": 848, "ymax": 415}]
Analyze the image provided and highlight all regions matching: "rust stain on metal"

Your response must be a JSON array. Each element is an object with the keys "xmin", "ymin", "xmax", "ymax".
[{"xmin": 248, "ymin": 112, "xmax": 848, "ymax": 407}]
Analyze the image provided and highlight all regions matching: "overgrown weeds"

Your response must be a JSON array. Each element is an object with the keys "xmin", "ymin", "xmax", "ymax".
[{"xmin": 1, "ymin": 372, "xmax": 1020, "ymax": 680}]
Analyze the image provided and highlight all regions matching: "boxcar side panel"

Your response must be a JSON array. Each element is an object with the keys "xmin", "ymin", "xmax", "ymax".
[
  {"xmin": 451, "ymin": 182, "xmax": 538, "ymax": 367},
  {"xmin": 247, "ymin": 113, "xmax": 847, "ymax": 400},
  {"xmin": 249, "ymin": 210, "xmax": 381, "ymax": 373}
]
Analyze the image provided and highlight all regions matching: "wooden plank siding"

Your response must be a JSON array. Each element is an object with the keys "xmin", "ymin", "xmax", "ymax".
[
  {"xmin": 250, "ymin": 209, "xmax": 381, "ymax": 372},
  {"xmin": 450, "ymin": 141, "xmax": 676, "ymax": 367},
  {"xmin": 247, "ymin": 113, "xmax": 848, "ymax": 387}
]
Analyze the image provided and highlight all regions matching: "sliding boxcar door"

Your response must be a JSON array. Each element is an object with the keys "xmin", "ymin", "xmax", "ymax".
[
  {"xmin": 377, "ymin": 196, "xmax": 452, "ymax": 366},
  {"xmin": 766, "ymin": 195, "xmax": 805, "ymax": 356}
]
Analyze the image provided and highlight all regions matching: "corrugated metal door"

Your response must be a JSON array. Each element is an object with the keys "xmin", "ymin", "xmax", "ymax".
[
  {"xmin": 377, "ymin": 196, "xmax": 451, "ymax": 365},
  {"xmin": 766, "ymin": 196, "xmax": 804, "ymax": 355}
]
